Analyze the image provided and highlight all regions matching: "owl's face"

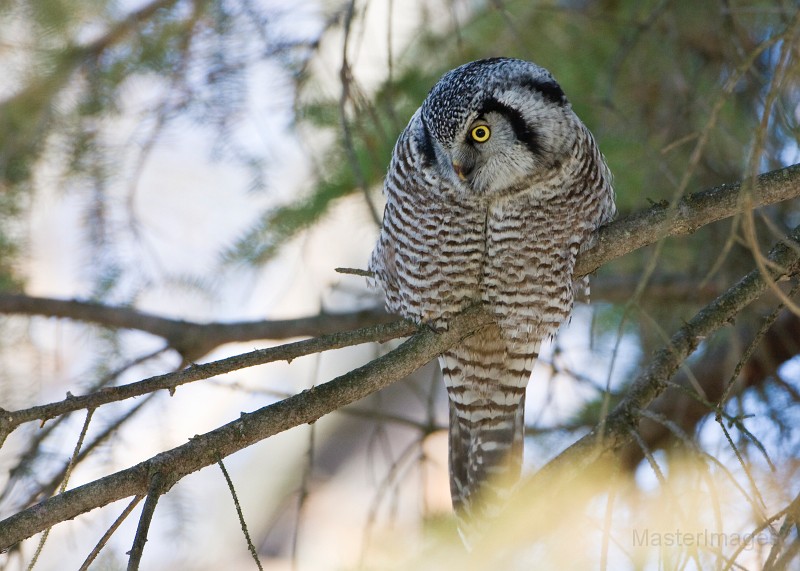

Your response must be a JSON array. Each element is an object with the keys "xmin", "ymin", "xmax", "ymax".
[{"xmin": 416, "ymin": 58, "xmax": 578, "ymax": 198}]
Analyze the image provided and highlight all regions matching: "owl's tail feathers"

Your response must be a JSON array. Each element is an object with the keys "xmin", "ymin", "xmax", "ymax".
[{"xmin": 447, "ymin": 391, "xmax": 526, "ymax": 545}]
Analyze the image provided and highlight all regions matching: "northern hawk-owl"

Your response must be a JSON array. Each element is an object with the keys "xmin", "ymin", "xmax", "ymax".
[{"xmin": 368, "ymin": 58, "xmax": 616, "ymax": 536}]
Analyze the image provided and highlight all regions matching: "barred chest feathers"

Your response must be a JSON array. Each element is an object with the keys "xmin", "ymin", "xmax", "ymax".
[{"xmin": 367, "ymin": 57, "xmax": 616, "ymax": 540}]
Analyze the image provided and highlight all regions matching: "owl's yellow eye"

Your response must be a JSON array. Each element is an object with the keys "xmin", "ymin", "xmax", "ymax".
[{"xmin": 470, "ymin": 125, "xmax": 491, "ymax": 143}]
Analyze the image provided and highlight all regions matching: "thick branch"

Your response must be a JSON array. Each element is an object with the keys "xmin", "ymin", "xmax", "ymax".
[
  {"xmin": 1, "ymin": 164, "xmax": 797, "ymax": 356},
  {"xmin": 0, "ymin": 306, "xmax": 491, "ymax": 551},
  {"xmin": 0, "ymin": 316, "xmax": 417, "ymax": 441},
  {"xmin": 574, "ymin": 162, "xmax": 800, "ymax": 276},
  {"xmin": 0, "ymin": 295, "xmax": 394, "ymax": 359},
  {"xmin": 527, "ymin": 223, "xmax": 800, "ymax": 489},
  {"xmin": 1, "ymin": 163, "xmax": 799, "ymax": 549}
]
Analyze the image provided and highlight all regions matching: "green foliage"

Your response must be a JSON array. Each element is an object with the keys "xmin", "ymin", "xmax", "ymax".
[
  {"xmin": 224, "ymin": 59, "xmax": 445, "ymax": 264},
  {"xmin": 1, "ymin": 3, "xmax": 800, "ymax": 568},
  {"xmin": 0, "ymin": 0, "xmax": 798, "ymax": 292},
  {"xmin": 234, "ymin": 0, "xmax": 798, "ymax": 269},
  {"xmin": 224, "ymin": 104, "xmax": 400, "ymax": 264},
  {"xmin": 0, "ymin": 0, "xmax": 272, "ymax": 290}
]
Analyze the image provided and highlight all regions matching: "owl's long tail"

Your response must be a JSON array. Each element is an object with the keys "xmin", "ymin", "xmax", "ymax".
[{"xmin": 439, "ymin": 324, "xmax": 536, "ymax": 544}]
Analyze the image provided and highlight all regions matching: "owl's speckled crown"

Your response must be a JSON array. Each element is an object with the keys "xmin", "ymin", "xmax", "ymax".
[{"xmin": 421, "ymin": 57, "xmax": 567, "ymax": 144}]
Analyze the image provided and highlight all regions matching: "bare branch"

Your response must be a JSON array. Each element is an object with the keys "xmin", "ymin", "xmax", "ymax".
[
  {"xmin": 619, "ymin": 304, "xmax": 800, "ymax": 469},
  {"xmin": 526, "ymin": 223, "xmax": 800, "ymax": 493},
  {"xmin": 0, "ymin": 295, "xmax": 394, "ymax": 360},
  {"xmin": 0, "ymin": 306, "xmax": 491, "ymax": 551},
  {"xmin": 574, "ymin": 163, "xmax": 800, "ymax": 277},
  {"xmin": 1, "ymin": 164, "xmax": 800, "ymax": 551},
  {"xmin": 218, "ymin": 461, "xmax": 263, "ymax": 571},
  {"xmin": 0, "ymin": 317, "xmax": 417, "ymax": 443},
  {"xmin": 77, "ymin": 496, "xmax": 143, "ymax": 571},
  {"xmin": 126, "ymin": 472, "xmax": 166, "ymax": 571},
  {"xmin": 23, "ymin": 409, "xmax": 95, "ymax": 569},
  {"xmin": 1, "ymin": 163, "xmax": 798, "ymax": 357}
]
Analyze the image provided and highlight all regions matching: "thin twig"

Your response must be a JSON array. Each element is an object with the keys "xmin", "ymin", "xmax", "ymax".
[
  {"xmin": 292, "ymin": 348, "xmax": 322, "ymax": 571},
  {"xmin": 638, "ymin": 408, "xmax": 752, "ymax": 519},
  {"xmin": 0, "ymin": 347, "xmax": 167, "ymax": 505},
  {"xmin": 218, "ymin": 461, "xmax": 263, "ymax": 571},
  {"xmin": 599, "ymin": 466, "xmax": 618, "ymax": 571},
  {"xmin": 763, "ymin": 487, "xmax": 800, "ymax": 570},
  {"xmin": 630, "ymin": 428, "xmax": 666, "ymax": 485},
  {"xmin": 636, "ymin": 408, "xmax": 728, "ymax": 568},
  {"xmin": 22, "ymin": 396, "xmax": 154, "ymax": 508},
  {"xmin": 335, "ymin": 266, "xmax": 374, "ymax": 277},
  {"xmin": 740, "ymin": 10, "xmax": 800, "ymax": 316},
  {"xmin": 78, "ymin": 495, "xmax": 144, "ymax": 571},
  {"xmin": 720, "ymin": 492, "xmax": 800, "ymax": 571},
  {"xmin": 3, "ymin": 168, "xmax": 800, "ymax": 551},
  {"xmin": 721, "ymin": 281, "xmax": 800, "ymax": 405},
  {"xmin": 715, "ymin": 418, "xmax": 769, "ymax": 516},
  {"xmin": 360, "ymin": 433, "xmax": 426, "ymax": 567},
  {"xmin": 0, "ymin": 317, "xmax": 418, "ymax": 439},
  {"xmin": 126, "ymin": 472, "xmax": 165, "ymax": 571},
  {"xmin": 25, "ymin": 408, "xmax": 95, "ymax": 570},
  {"xmin": 339, "ymin": 0, "xmax": 381, "ymax": 226}
]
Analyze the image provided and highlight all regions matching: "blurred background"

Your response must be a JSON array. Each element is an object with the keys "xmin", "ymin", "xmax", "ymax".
[{"xmin": 0, "ymin": 0, "xmax": 799, "ymax": 569}]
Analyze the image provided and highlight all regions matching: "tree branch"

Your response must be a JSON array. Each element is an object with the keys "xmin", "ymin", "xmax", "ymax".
[
  {"xmin": 526, "ymin": 223, "xmax": 800, "ymax": 491},
  {"xmin": 0, "ymin": 316, "xmax": 417, "ymax": 443},
  {"xmin": 574, "ymin": 163, "xmax": 800, "ymax": 276},
  {"xmin": 0, "ymin": 295, "xmax": 394, "ymax": 360},
  {"xmin": 619, "ymin": 305, "xmax": 800, "ymax": 468},
  {"xmin": 0, "ymin": 306, "xmax": 491, "ymax": 551},
  {"xmin": 126, "ymin": 473, "xmax": 165, "ymax": 571},
  {"xmin": 2, "ymin": 164, "xmax": 797, "ymax": 356},
  {"xmin": 1, "ymin": 163, "xmax": 799, "ymax": 550}
]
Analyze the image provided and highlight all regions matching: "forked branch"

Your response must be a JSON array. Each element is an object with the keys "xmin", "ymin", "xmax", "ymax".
[{"xmin": 1, "ymin": 163, "xmax": 799, "ymax": 551}]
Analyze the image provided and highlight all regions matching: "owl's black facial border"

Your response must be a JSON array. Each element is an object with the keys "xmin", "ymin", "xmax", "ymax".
[
  {"xmin": 476, "ymin": 97, "xmax": 542, "ymax": 157},
  {"xmin": 520, "ymin": 77, "xmax": 567, "ymax": 106},
  {"xmin": 417, "ymin": 114, "xmax": 438, "ymax": 167}
]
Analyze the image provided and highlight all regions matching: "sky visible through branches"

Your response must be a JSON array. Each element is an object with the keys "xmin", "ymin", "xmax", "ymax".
[{"xmin": 0, "ymin": 1, "xmax": 799, "ymax": 570}]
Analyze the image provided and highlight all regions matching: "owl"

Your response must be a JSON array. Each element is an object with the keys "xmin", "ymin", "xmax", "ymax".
[{"xmin": 368, "ymin": 58, "xmax": 616, "ymax": 539}]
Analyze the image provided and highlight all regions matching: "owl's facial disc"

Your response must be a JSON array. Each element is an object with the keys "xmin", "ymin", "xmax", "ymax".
[
  {"xmin": 452, "ymin": 122, "xmax": 493, "ymax": 179},
  {"xmin": 445, "ymin": 111, "xmax": 526, "ymax": 193}
]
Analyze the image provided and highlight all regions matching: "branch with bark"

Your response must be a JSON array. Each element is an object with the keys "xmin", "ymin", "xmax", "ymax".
[
  {"xmin": 1, "ymin": 163, "xmax": 799, "ymax": 552},
  {"xmin": 2, "ymin": 163, "xmax": 798, "ymax": 352},
  {"xmin": 0, "ymin": 295, "xmax": 395, "ymax": 361}
]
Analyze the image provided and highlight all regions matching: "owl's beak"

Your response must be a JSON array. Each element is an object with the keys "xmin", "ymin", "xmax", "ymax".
[{"xmin": 452, "ymin": 161, "xmax": 469, "ymax": 181}]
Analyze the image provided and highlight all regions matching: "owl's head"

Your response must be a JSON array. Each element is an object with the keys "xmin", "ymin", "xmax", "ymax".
[{"xmin": 416, "ymin": 58, "xmax": 578, "ymax": 197}]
